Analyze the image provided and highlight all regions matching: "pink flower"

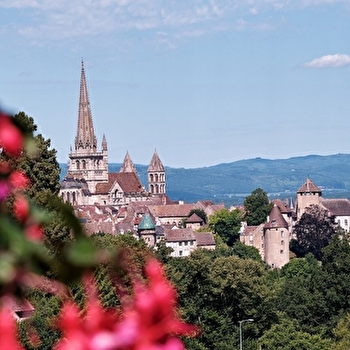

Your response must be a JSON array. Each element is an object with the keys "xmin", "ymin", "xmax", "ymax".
[
  {"xmin": 0, "ymin": 115, "xmax": 23, "ymax": 157},
  {"xmin": 25, "ymin": 224, "xmax": 44, "ymax": 241},
  {"xmin": 0, "ymin": 306, "xmax": 24, "ymax": 350},
  {"xmin": 54, "ymin": 259, "xmax": 198, "ymax": 350},
  {"xmin": 13, "ymin": 195, "xmax": 30, "ymax": 223},
  {"xmin": 9, "ymin": 170, "xmax": 30, "ymax": 190}
]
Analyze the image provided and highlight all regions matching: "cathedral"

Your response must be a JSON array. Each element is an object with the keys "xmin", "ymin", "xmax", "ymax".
[{"xmin": 60, "ymin": 61, "xmax": 166, "ymax": 206}]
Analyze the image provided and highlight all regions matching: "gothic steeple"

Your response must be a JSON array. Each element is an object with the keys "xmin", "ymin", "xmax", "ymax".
[
  {"xmin": 75, "ymin": 60, "xmax": 97, "ymax": 152},
  {"xmin": 120, "ymin": 151, "xmax": 136, "ymax": 173}
]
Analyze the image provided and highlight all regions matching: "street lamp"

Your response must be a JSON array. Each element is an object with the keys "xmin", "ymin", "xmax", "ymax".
[{"xmin": 239, "ymin": 318, "xmax": 254, "ymax": 350}]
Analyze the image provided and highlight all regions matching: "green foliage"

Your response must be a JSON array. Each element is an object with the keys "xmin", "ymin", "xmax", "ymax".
[
  {"xmin": 165, "ymin": 249, "xmax": 277, "ymax": 349},
  {"xmin": 154, "ymin": 238, "xmax": 174, "ymax": 264},
  {"xmin": 291, "ymin": 205, "xmax": 336, "ymax": 260},
  {"xmin": 231, "ymin": 241, "xmax": 263, "ymax": 262},
  {"xmin": 259, "ymin": 318, "xmax": 333, "ymax": 350},
  {"xmin": 333, "ymin": 314, "xmax": 350, "ymax": 350},
  {"xmin": 18, "ymin": 290, "xmax": 62, "ymax": 349},
  {"xmin": 243, "ymin": 188, "xmax": 273, "ymax": 226},
  {"xmin": 208, "ymin": 208, "xmax": 243, "ymax": 246}
]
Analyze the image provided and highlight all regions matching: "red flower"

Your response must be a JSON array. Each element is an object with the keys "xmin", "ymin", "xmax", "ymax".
[
  {"xmin": 13, "ymin": 195, "xmax": 30, "ymax": 223},
  {"xmin": 0, "ymin": 115, "xmax": 23, "ymax": 157},
  {"xmin": 54, "ymin": 260, "xmax": 198, "ymax": 350},
  {"xmin": 25, "ymin": 224, "xmax": 44, "ymax": 241},
  {"xmin": 9, "ymin": 170, "xmax": 30, "ymax": 190},
  {"xmin": 0, "ymin": 306, "xmax": 24, "ymax": 350}
]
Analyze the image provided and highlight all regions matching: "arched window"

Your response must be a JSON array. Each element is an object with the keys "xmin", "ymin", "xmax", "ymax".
[
  {"xmin": 150, "ymin": 174, "xmax": 154, "ymax": 182},
  {"xmin": 82, "ymin": 160, "xmax": 86, "ymax": 169},
  {"xmin": 155, "ymin": 174, "xmax": 158, "ymax": 182},
  {"xmin": 76, "ymin": 160, "xmax": 80, "ymax": 170}
]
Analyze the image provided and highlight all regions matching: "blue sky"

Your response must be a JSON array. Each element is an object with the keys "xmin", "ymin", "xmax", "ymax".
[{"xmin": 0, "ymin": 0, "xmax": 350, "ymax": 168}]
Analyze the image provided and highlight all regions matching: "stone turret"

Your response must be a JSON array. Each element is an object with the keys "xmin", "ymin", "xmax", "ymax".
[
  {"xmin": 148, "ymin": 150, "xmax": 166, "ymax": 195},
  {"xmin": 264, "ymin": 204, "xmax": 289, "ymax": 269}
]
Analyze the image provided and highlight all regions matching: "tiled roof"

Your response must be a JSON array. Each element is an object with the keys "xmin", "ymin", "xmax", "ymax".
[
  {"xmin": 148, "ymin": 203, "xmax": 197, "ymax": 218},
  {"xmin": 164, "ymin": 228, "xmax": 195, "ymax": 242},
  {"xmin": 265, "ymin": 205, "xmax": 288, "ymax": 229},
  {"xmin": 95, "ymin": 172, "xmax": 144, "ymax": 194},
  {"xmin": 272, "ymin": 198, "xmax": 291, "ymax": 214},
  {"xmin": 297, "ymin": 177, "xmax": 321, "ymax": 193},
  {"xmin": 194, "ymin": 232, "xmax": 215, "ymax": 246},
  {"xmin": 186, "ymin": 213, "xmax": 204, "ymax": 223},
  {"xmin": 321, "ymin": 199, "xmax": 350, "ymax": 216}
]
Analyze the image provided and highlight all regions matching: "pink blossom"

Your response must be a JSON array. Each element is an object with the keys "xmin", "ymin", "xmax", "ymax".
[{"xmin": 0, "ymin": 115, "xmax": 23, "ymax": 157}]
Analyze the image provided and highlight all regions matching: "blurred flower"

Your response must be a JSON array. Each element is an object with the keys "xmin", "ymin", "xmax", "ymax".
[
  {"xmin": 9, "ymin": 170, "xmax": 30, "ymax": 190},
  {"xmin": 55, "ymin": 259, "xmax": 198, "ymax": 350},
  {"xmin": 0, "ymin": 115, "xmax": 23, "ymax": 157},
  {"xmin": 13, "ymin": 195, "xmax": 30, "ymax": 223},
  {"xmin": 0, "ymin": 305, "xmax": 24, "ymax": 350}
]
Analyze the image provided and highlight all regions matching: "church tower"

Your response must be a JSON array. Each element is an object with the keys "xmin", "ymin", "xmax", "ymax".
[
  {"xmin": 296, "ymin": 177, "xmax": 322, "ymax": 219},
  {"xmin": 66, "ymin": 61, "xmax": 108, "ymax": 192},
  {"xmin": 148, "ymin": 150, "xmax": 166, "ymax": 195}
]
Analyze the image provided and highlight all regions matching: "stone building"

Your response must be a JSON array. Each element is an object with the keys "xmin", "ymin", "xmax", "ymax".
[
  {"xmin": 296, "ymin": 177, "xmax": 322, "ymax": 219},
  {"xmin": 60, "ymin": 61, "xmax": 166, "ymax": 207}
]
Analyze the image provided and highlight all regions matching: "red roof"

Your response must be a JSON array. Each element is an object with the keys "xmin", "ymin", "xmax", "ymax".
[
  {"xmin": 95, "ymin": 172, "xmax": 144, "ymax": 194},
  {"xmin": 297, "ymin": 177, "xmax": 321, "ymax": 193}
]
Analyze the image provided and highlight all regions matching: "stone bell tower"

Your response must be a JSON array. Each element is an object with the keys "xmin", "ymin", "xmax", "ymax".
[
  {"xmin": 66, "ymin": 60, "xmax": 108, "ymax": 193},
  {"xmin": 148, "ymin": 150, "xmax": 166, "ymax": 195}
]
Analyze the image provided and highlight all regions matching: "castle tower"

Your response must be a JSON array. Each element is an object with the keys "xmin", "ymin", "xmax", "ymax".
[
  {"xmin": 120, "ymin": 151, "xmax": 137, "ymax": 173},
  {"xmin": 147, "ymin": 150, "xmax": 166, "ymax": 195},
  {"xmin": 296, "ymin": 177, "xmax": 322, "ymax": 219},
  {"xmin": 137, "ymin": 213, "xmax": 156, "ymax": 247},
  {"xmin": 264, "ymin": 204, "xmax": 289, "ymax": 269},
  {"xmin": 66, "ymin": 61, "xmax": 108, "ymax": 193}
]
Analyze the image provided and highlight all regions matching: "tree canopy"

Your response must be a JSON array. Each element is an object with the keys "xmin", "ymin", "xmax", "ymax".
[
  {"xmin": 291, "ymin": 204, "xmax": 336, "ymax": 260},
  {"xmin": 208, "ymin": 208, "xmax": 243, "ymax": 246},
  {"xmin": 243, "ymin": 188, "xmax": 273, "ymax": 226}
]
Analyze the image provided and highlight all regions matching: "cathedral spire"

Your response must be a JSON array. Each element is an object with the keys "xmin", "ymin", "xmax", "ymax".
[
  {"xmin": 75, "ymin": 60, "xmax": 97, "ymax": 152},
  {"xmin": 120, "ymin": 151, "xmax": 136, "ymax": 173}
]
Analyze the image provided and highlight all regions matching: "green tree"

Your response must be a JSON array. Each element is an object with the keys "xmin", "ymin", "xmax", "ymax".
[
  {"xmin": 333, "ymin": 314, "xmax": 350, "ymax": 350},
  {"xmin": 244, "ymin": 188, "xmax": 273, "ymax": 226},
  {"xmin": 291, "ymin": 205, "xmax": 336, "ymax": 260},
  {"xmin": 208, "ymin": 208, "xmax": 243, "ymax": 246},
  {"xmin": 259, "ymin": 318, "xmax": 333, "ymax": 350}
]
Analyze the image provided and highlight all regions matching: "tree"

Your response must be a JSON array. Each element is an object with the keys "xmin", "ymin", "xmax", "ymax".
[
  {"xmin": 291, "ymin": 205, "xmax": 336, "ymax": 260},
  {"xmin": 259, "ymin": 318, "xmax": 333, "ymax": 350},
  {"xmin": 1, "ymin": 112, "xmax": 72, "ymax": 252},
  {"xmin": 208, "ymin": 208, "xmax": 243, "ymax": 246},
  {"xmin": 244, "ymin": 188, "xmax": 273, "ymax": 226}
]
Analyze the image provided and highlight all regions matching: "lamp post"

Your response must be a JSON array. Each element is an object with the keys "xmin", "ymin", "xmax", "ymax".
[{"xmin": 239, "ymin": 318, "xmax": 254, "ymax": 350}]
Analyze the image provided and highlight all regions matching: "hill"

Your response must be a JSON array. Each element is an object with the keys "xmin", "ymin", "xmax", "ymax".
[{"xmin": 60, "ymin": 153, "xmax": 350, "ymax": 206}]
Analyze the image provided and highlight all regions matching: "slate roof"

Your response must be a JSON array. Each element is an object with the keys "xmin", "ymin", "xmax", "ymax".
[
  {"xmin": 194, "ymin": 232, "xmax": 215, "ymax": 246},
  {"xmin": 297, "ymin": 177, "xmax": 322, "ymax": 194},
  {"xmin": 95, "ymin": 172, "xmax": 144, "ymax": 194},
  {"xmin": 265, "ymin": 205, "xmax": 289, "ymax": 229},
  {"xmin": 321, "ymin": 199, "xmax": 350, "ymax": 216},
  {"xmin": 164, "ymin": 228, "xmax": 196, "ymax": 242}
]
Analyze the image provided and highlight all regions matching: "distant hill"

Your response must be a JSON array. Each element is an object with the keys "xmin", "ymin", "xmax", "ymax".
[{"xmin": 60, "ymin": 154, "xmax": 350, "ymax": 206}]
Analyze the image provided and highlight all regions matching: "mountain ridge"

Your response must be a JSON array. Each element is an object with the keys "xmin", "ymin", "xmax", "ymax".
[{"xmin": 60, "ymin": 153, "xmax": 350, "ymax": 206}]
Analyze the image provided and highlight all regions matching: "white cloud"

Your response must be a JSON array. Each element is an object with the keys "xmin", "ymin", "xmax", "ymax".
[{"xmin": 303, "ymin": 54, "xmax": 350, "ymax": 68}]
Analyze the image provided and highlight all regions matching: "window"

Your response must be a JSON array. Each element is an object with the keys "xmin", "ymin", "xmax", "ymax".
[
  {"xmin": 281, "ymin": 240, "xmax": 284, "ymax": 245},
  {"xmin": 185, "ymin": 241, "xmax": 188, "ymax": 246},
  {"xmin": 280, "ymin": 250, "xmax": 284, "ymax": 254},
  {"xmin": 179, "ymin": 251, "xmax": 183, "ymax": 256},
  {"xmin": 281, "ymin": 231, "xmax": 284, "ymax": 238},
  {"xmin": 179, "ymin": 242, "xmax": 182, "ymax": 246},
  {"xmin": 345, "ymin": 219, "xmax": 348, "ymax": 226},
  {"xmin": 190, "ymin": 241, "xmax": 193, "ymax": 246},
  {"xmin": 249, "ymin": 235, "xmax": 253, "ymax": 241}
]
